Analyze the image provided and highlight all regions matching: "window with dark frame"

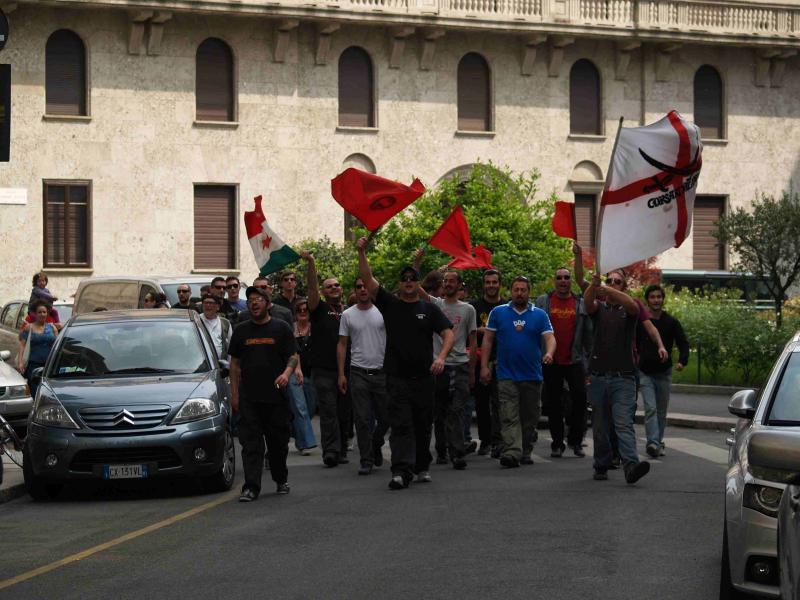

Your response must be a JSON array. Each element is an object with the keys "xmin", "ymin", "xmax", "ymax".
[
  {"xmin": 196, "ymin": 38, "xmax": 235, "ymax": 122},
  {"xmin": 693, "ymin": 196, "xmax": 726, "ymax": 270},
  {"xmin": 194, "ymin": 185, "xmax": 236, "ymax": 270},
  {"xmin": 569, "ymin": 59, "xmax": 602, "ymax": 135},
  {"xmin": 45, "ymin": 30, "xmax": 87, "ymax": 116},
  {"xmin": 694, "ymin": 65, "xmax": 724, "ymax": 140},
  {"xmin": 573, "ymin": 193, "xmax": 597, "ymax": 251},
  {"xmin": 457, "ymin": 53, "xmax": 491, "ymax": 132},
  {"xmin": 338, "ymin": 47, "xmax": 374, "ymax": 128},
  {"xmin": 43, "ymin": 181, "xmax": 91, "ymax": 268}
]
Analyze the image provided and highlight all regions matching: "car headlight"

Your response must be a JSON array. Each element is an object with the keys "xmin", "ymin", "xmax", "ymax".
[
  {"xmin": 6, "ymin": 384, "xmax": 30, "ymax": 399},
  {"xmin": 743, "ymin": 483, "xmax": 783, "ymax": 518},
  {"xmin": 170, "ymin": 398, "xmax": 218, "ymax": 424},
  {"xmin": 32, "ymin": 385, "xmax": 79, "ymax": 429}
]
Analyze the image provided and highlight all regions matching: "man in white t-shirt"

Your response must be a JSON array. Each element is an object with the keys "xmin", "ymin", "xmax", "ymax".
[
  {"xmin": 337, "ymin": 277, "xmax": 389, "ymax": 476},
  {"xmin": 199, "ymin": 294, "xmax": 232, "ymax": 360}
]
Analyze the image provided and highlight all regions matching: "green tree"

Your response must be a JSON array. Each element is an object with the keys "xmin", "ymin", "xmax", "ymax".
[
  {"xmin": 292, "ymin": 236, "xmax": 359, "ymax": 294},
  {"xmin": 714, "ymin": 190, "xmax": 800, "ymax": 327},
  {"xmin": 366, "ymin": 163, "xmax": 571, "ymax": 295}
]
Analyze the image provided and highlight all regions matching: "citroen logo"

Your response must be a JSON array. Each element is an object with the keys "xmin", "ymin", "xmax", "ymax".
[{"xmin": 112, "ymin": 410, "xmax": 135, "ymax": 427}]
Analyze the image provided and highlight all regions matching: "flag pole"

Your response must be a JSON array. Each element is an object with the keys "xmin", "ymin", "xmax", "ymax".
[
  {"xmin": 365, "ymin": 227, "xmax": 381, "ymax": 245},
  {"xmin": 595, "ymin": 116, "xmax": 624, "ymax": 276}
]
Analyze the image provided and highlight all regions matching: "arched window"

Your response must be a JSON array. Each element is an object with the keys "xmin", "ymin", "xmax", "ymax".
[
  {"xmin": 342, "ymin": 153, "xmax": 376, "ymax": 241},
  {"xmin": 338, "ymin": 47, "xmax": 374, "ymax": 128},
  {"xmin": 569, "ymin": 59, "xmax": 601, "ymax": 135},
  {"xmin": 196, "ymin": 38, "xmax": 235, "ymax": 122},
  {"xmin": 694, "ymin": 65, "xmax": 723, "ymax": 139},
  {"xmin": 45, "ymin": 30, "xmax": 87, "ymax": 116},
  {"xmin": 457, "ymin": 53, "xmax": 491, "ymax": 131}
]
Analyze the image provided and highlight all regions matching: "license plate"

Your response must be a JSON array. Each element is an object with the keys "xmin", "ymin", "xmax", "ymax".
[{"xmin": 103, "ymin": 464, "xmax": 149, "ymax": 479}]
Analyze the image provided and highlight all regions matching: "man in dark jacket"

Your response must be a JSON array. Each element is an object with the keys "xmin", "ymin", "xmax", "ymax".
[{"xmin": 637, "ymin": 284, "xmax": 689, "ymax": 458}]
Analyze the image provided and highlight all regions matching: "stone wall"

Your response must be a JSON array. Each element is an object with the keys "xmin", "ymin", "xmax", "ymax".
[{"xmin": 0, "ymin": 5, "xmax": 798, "ymax": 304}]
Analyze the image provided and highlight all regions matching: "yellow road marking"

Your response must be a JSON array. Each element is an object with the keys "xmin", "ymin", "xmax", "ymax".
[{"xmin": 0, "ymin": 488, "xmax": 239, "ymax": 591}]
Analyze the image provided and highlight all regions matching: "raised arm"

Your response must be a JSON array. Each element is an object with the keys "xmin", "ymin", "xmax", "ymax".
[
  {"xmin": 356, "ymin": 236, "xmax": 380, "ymax": 299},
  {"xmin": 573, "ymin": 242, "xmax": 590, "ymax": 293},
  {"xmin": 583, "ymin": 273, "xmax": 601, "ymax": 315},
  {"xmin": 301, "ymin": 251, "xmax": 320, "ymax": 311}
]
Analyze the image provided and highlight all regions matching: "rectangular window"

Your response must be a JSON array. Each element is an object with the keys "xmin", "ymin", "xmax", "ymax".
[
  {"xmin": 693, "ymin": 196, "xmax": 725, "ymax": 270},
  {"xmin": 43, "ymin": 181, "xmax": 91, "ymax": 267},
  {"xmin": 574, "ymin": 194, "xmax": 597, "ymax": 251},
  {"xmin": 194, "ymin": 185, "xmax": 236, "ymax": 270}
]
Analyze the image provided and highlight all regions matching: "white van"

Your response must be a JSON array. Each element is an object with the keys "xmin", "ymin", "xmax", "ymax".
[{"xmin": 73, "ymin": 276, "xmax": 211, "ymax": 315}]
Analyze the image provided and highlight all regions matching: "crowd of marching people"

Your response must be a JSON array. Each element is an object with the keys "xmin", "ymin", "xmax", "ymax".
[{"xmin": 15, "ymin": 237, "xmax": 689, "ymax": 502}]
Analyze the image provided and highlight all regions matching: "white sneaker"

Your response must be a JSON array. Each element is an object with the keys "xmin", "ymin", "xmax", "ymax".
[{"xmin": 416, "ymin": 471, "xmax": 432, "ymax": 483}]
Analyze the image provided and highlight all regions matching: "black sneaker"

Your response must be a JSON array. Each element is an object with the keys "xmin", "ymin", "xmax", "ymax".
[
  {"xmin": 388, "ymin": 475, "xmax": 408, "ymax": 490},
  {"xmin": 338, "ymin": 454, "xmax": 350, "ymax": 465},
  {"xmin": 520, "ymin": 455, "xmax": 534, "ymax": 465},
  {"xmin": 464, "ymin": 440, "xmax": 478, "ymax": 455},
  {"xmin": 624, "ymin": 461, "xmax": 651, "ymax": 484},
  {"xmin": 550, "ymin": 446, "xmax": 564, "ymax": 458},
  {"xmin": 435, "ymin": 455, "xmax": 448, "ymax": 465},
  {"xmin": 452, "ymin": 457, "xmax": 467, "ymax": 470},
  {"xmin": 239, "ymin": 488, "xmax": 258, "ymax": 502},
  {"xmin": 478, "ymin": 442, "xmax": 491, "ymax": 456},
  {"xmin": 373, "ymin": 448, "xmax": 384, "ymax": 467},
  {"xmin": 572, "ymin": 445, "xmax": 586, "ymax": 458},
  {"xmin": 276, "ymin": 482, "xmax": 290, "ymax": 495},
  {"xmin": 500, "ymin": 455, "xmax": 520, "ymax": 469},
  {"xmin": 490, "ymin": 447, "xmax": 502, "ymax": 459},
  {"xmin": 358, "ymin": 462, "xmax": 372, "ymax": 476},
  {"xmin": 646, "ymin": 443, "xmax": 660, "ymax": 458},
  {"xmin": 593, "ymin": 471, "xmax": 608, "ymax": 481},
  {"xmin": 323, "ymin": 453, "xmax": 338, "ymax": 468}
]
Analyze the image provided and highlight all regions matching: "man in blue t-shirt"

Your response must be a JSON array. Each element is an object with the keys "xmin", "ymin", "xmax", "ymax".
[{"xmin": 480, "ymin": 276, "xmax": 555, "ymax": 468}]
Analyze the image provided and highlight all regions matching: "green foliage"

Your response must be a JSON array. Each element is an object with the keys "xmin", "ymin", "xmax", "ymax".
[
  {"xmin": 366, "ymin": 163, "xmax": 572, "ymax": 296},
  {"xmin": 714, "ymin": 190, "xmax": 800, "ymax": 327},
  {"xmin": 293, "ymin": 236, "xmax": 359, "ymax": 293}
]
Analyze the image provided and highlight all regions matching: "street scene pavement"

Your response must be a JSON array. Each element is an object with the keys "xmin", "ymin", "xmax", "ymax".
[{"xmin": 0, "ymin": 415, "xmax": 729, "ymax": 599}]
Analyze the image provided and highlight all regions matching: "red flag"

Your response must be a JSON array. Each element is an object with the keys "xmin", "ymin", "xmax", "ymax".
[
  {"xmin": 331, "ymin": 168, "xmax": 426, "ymax": 231},
  {"xmin": 472, "ymin": 244, "xmax": 494, "ymax": 269},
  {"xmin": 429, "ymin": 206, "xmax": 474, "ymax": 263},
  {"xmin": 551, "ymin": 201, "xmax": 577, "ymax": 240}
]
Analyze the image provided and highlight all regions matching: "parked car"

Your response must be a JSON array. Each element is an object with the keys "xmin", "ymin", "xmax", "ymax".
[
  {"xmin": 23, "ymin": 309, "xmax": 235, "ymax": 500},
  {"xmin": 72, "ymin": 276, "xmax": 211, "ymax": 315},
  {"xmin": 721, "ymin": 331, "xmax": 800, "ymax": 598},
  {"xmin": 0, "ymin": 349, "xmax": 33, "ymax": 430},
  {"xmin": 0, "ymin": 299, "xmax": 71, "ymax": 363}
]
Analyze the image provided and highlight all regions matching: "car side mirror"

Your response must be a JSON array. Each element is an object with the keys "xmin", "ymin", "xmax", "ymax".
[
  {"xmin": 0, "ymin": 350, "xmax": 9, "ymax": 361},
  {"xmin": 728, "ymin": 389, "xmax": 758, "ymax": 419},
  {"xmin": 749, "ymin": 430, "xmax": 800, "ymax": 483},
  {"xmin": 30, "ymin": 366, "xmax": 44, "ymax": 386},
  {"xmin": 218, "ymin": 359, "xmax": 230, "ymax": 379}
]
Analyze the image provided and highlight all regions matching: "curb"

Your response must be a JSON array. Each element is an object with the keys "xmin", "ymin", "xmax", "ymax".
[
  {"xmin": 635, "ymin": 411, "xmax": 737, "ymax": 431},
  {"xmin": 672, "ymin": 383, "xmax": 750, "ymax": 396},
  {"xmin": 0, "ymin": 482, "xmax": 26, "ymax": 504}
]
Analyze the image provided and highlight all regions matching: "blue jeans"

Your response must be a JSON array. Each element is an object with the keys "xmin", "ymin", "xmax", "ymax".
[
  {"xmin": 638, "ymin": 369, "xmax": 672, "ymax": 447},
  {"xmin": 588, "ymin": 375, "xmax": 640, "ymax": 472},
  {"xmin": 287, "ymin": 373, "xmax": 317, "ymax": 450}
]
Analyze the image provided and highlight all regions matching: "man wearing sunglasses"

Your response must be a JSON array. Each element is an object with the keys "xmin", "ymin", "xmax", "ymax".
[
  {"xmin": 356, "ymin": 237, "xmax": 454, "ymax": 490},
  {"xmin": 273, "ymin": 271, "xmax": 298, "ymax": 312},
  {"xmin": 301, "ymin": 251, "xmax": 350, "ymax": 468},
  {"xmin": 535, "ymin": 259, "xmax": 593, "ymax": 459},
  {"xmin": 225, "ymin": 276, "xmax": 247, "ymax": 312},
  {"xmin": 584, "ymin": 271, "xmax": 651, "ymax": 485},
  {"xmin": 171, "ymin": 284, "xmax": 199, "ymax": 311},
  {"xmin": 209, "ymin": 276, "xmax": 239, "ymax": 323}
]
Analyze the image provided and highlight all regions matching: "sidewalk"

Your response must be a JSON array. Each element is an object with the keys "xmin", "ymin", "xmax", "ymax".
[{"xmin": 0, "ymin": 386, "xmax": 741, "ymax": 504}]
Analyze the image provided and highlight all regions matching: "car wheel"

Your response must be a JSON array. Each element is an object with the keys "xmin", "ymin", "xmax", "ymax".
[
  {"xmin": 23, "ymin": 446, "xmax": 62, "ymax": 501},
  {"xmin": 720, "ymin": 521, "xmax": 751, "ymax": 599},
  {"xmin": 204, "ymin": 428, "xmax": 235, "ymax": 493}
]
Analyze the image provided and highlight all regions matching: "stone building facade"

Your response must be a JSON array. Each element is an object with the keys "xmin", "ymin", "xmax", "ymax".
[{"xmin": 0, "ymin": 0, "xmax": 799, "ymax": 303}]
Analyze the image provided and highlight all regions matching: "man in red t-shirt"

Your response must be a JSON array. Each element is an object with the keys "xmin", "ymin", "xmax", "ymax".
[{"xmin": 535, "ymin": 266, "xmax": 593, "ymax": 457}]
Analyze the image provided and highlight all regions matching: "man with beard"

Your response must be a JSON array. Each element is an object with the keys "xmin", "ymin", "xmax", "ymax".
[
  {"xmin": 301, "ymin": 251, "xmax": 350, "ymax": 467},
  {"xmin": 480, "ymin": 277, "xmax": 555, "ymax": 469},
  {"xmin": 356, "ymin": 237, "xmax": 454, "ymax": 490},
  {"xmin": 471, "ymin": 269, "xmax": 505, "ymax": 457},
  {"xmin": 229, "ymin": 286, "xmax": 298, "ymax": 502}
]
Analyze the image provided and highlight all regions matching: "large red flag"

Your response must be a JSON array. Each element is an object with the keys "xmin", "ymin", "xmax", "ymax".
[
  {"xmin": 429, "ymin": 206, "xmax": 474, "ymax": 263},
  {"xmin": 331, "ymin": 168, "xmax": 426, "ymax": 231},
  {"xmin": 551, "ymin": 201, "xmax": 577, "ymax": 240}
]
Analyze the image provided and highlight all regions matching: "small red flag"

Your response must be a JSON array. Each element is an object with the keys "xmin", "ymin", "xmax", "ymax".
[
  {"xmin": 472, "ymin": 244, "xmax": 494, "ymax": 269},
  {"xmin": 331, "ymin": 168, "xmax": 426, "ymax": 231},
  {"xmin": 552, "ymin": 201, "xmax": 577, "ymax": 240},
  {"xmin": 429, "ymin": 206, "xmax": 474, "ymax": 264}
]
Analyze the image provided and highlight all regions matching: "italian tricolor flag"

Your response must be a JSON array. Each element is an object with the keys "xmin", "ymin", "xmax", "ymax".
[{"xmin": 244, "ymin": 195, "xmax": 300, "ymax": 276}]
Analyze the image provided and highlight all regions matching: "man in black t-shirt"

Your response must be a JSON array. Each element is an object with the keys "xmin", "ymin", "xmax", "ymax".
[
  {"xmin": 300, "ymin": 251, "xmax": 350, "ymax": 468},
  {"xmin": 470, "ymin": 268, "xmax": 505, "ymax": 458},
  {"xmin": 229, "ymin": 286, "xmax": 299, "ymax": 502},
  {"xmin": 357, "ymin": 237, "xmax": 454, "ymax": 490}
]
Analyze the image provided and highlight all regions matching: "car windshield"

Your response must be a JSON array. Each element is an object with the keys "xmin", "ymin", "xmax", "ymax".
[
  {"xmin": 50, "ymin": 321, "xmax": 209, "ymax": 378},
  {"xmin": 161, "ymin": 283, "xmax": 205, "ymax": 306},
  {"xmin": 767, "ymin": 350, "xmax": 800, "ymax": 424},
  {"xmin": 55, "ymin": 304, "xmax": 73, "ymax": 322}
]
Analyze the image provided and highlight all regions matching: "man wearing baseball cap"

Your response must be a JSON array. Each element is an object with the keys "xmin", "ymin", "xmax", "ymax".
[{"xmin": 229, "ymin": 285, "xmax": 299, "ymax": 502}]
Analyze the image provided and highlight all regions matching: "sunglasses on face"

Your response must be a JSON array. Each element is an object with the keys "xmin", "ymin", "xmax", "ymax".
[
  {"xmin": 606, "ymin": 278, "xmax": 624, "ymax": 285},
  {"xmin": 226, "ymin": 283, "xmax": 239, "ymax": 289},
  {"xmin": 178, "ymin": 289, "xmax": 190, "ymax": 294},
  {"xmin": 400, "ymin": 276, "xmax": 418, "ymax": 282},
  {"xmin": 296, "ymin": 307, "xmax": 308, "ymax": 313},
  {"xmin": 555, "ymin": 275, "xmax": 571, "ymax": 281},
  {"xmin": 212, "ymin": 285, "xmax": 225, "ymax": 290},
  {"xmin": 255, "ymin": 284, "xmax": 270, "ymax": 290},
  {"xmin": 355, "ymin": 284, "xmax": 366, "ymax": 290}
]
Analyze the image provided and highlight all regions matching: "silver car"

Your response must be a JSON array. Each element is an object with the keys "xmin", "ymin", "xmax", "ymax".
[
  {"xmin": 0, "ymin": 349, "xmax": 33, "ymax": 429},
  {"xmin": 722, "ymin": 331, "xmax": 800, "ymax": 598},
  {"xmin": 0, "ymin": 299, "xmax": 71, "ymax": 364}
]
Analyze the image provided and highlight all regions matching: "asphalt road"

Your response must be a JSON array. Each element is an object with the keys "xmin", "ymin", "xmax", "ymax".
[{"xmin": 0, "ymin": 426, "xmax": 727, "ymax": 600}]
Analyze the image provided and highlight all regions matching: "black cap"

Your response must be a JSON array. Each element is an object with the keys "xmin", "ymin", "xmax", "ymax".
[
  {"xmin": 245, "ymin": 286, "xmax": 270, "ymax": 301},
  {"xmin": 399, "ymin": 265, "xmax": 419, "ymax": 281}
]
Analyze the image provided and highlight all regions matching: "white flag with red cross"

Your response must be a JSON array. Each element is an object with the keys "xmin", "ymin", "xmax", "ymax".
[{"xmin": 596, "ymin": 111, "xmax": 703, "ymax": 275}]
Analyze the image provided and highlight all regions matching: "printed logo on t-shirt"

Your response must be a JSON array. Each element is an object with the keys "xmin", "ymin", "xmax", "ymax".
[
  {"xmin": 513, "ymin": 319, "xmax": 526, "ymax": 332},
  {"xmin": 245, "ymin": 337, "xmax": 276, "ymax": 345},
  {"xmin": 416, "ymin": 313, "xmax": 427, "ymax": 320},
  {"xmin": 550, "ymin": 306, "xmax": 574, "ymax": 319}
]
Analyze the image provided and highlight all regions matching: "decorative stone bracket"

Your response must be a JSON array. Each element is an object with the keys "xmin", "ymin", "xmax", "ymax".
[
  {"xmin": 127, "ymin": 10, "xmax": 171, "ymax": 56},
  {"xmin": 756, "ymin": 48, "xmax": 797, "ymax": 87},
  {"xmin": 520, "ymin": 34, "xmax": 547, "ymax": 76},
  {"xmin": 615, "ymin": 41, "xmax": 641, "ymax": 80},
  {"xmin": 548, "ymin": 36, "xmax": 574, "ymax": 77},
  {"xmin": 389, "ymin": 26, "xmax": 415, "ymax": 69},
  {"xmin": 420, "ymin": 28, "xmax": 445, "ymax": 71},
  {"xmin": 315, "ymin": 22, "xmax": 340, "ymax": 65},
  {"xmin": 273, "ymin": 19, "xmax": 299, "ymax": 63},
  {"xmin": 655, "ymin": 42, "xmax": 681, "ymax": 82}
]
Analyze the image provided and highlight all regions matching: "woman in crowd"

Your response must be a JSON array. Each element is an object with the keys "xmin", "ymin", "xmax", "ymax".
[
  {"xmin": 17, "ymin": 300, "xmax": 59, "ymax": 398},
  {"xmin": 286, "ymin": 298, "xmax": 318, "ymax": 455}
]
